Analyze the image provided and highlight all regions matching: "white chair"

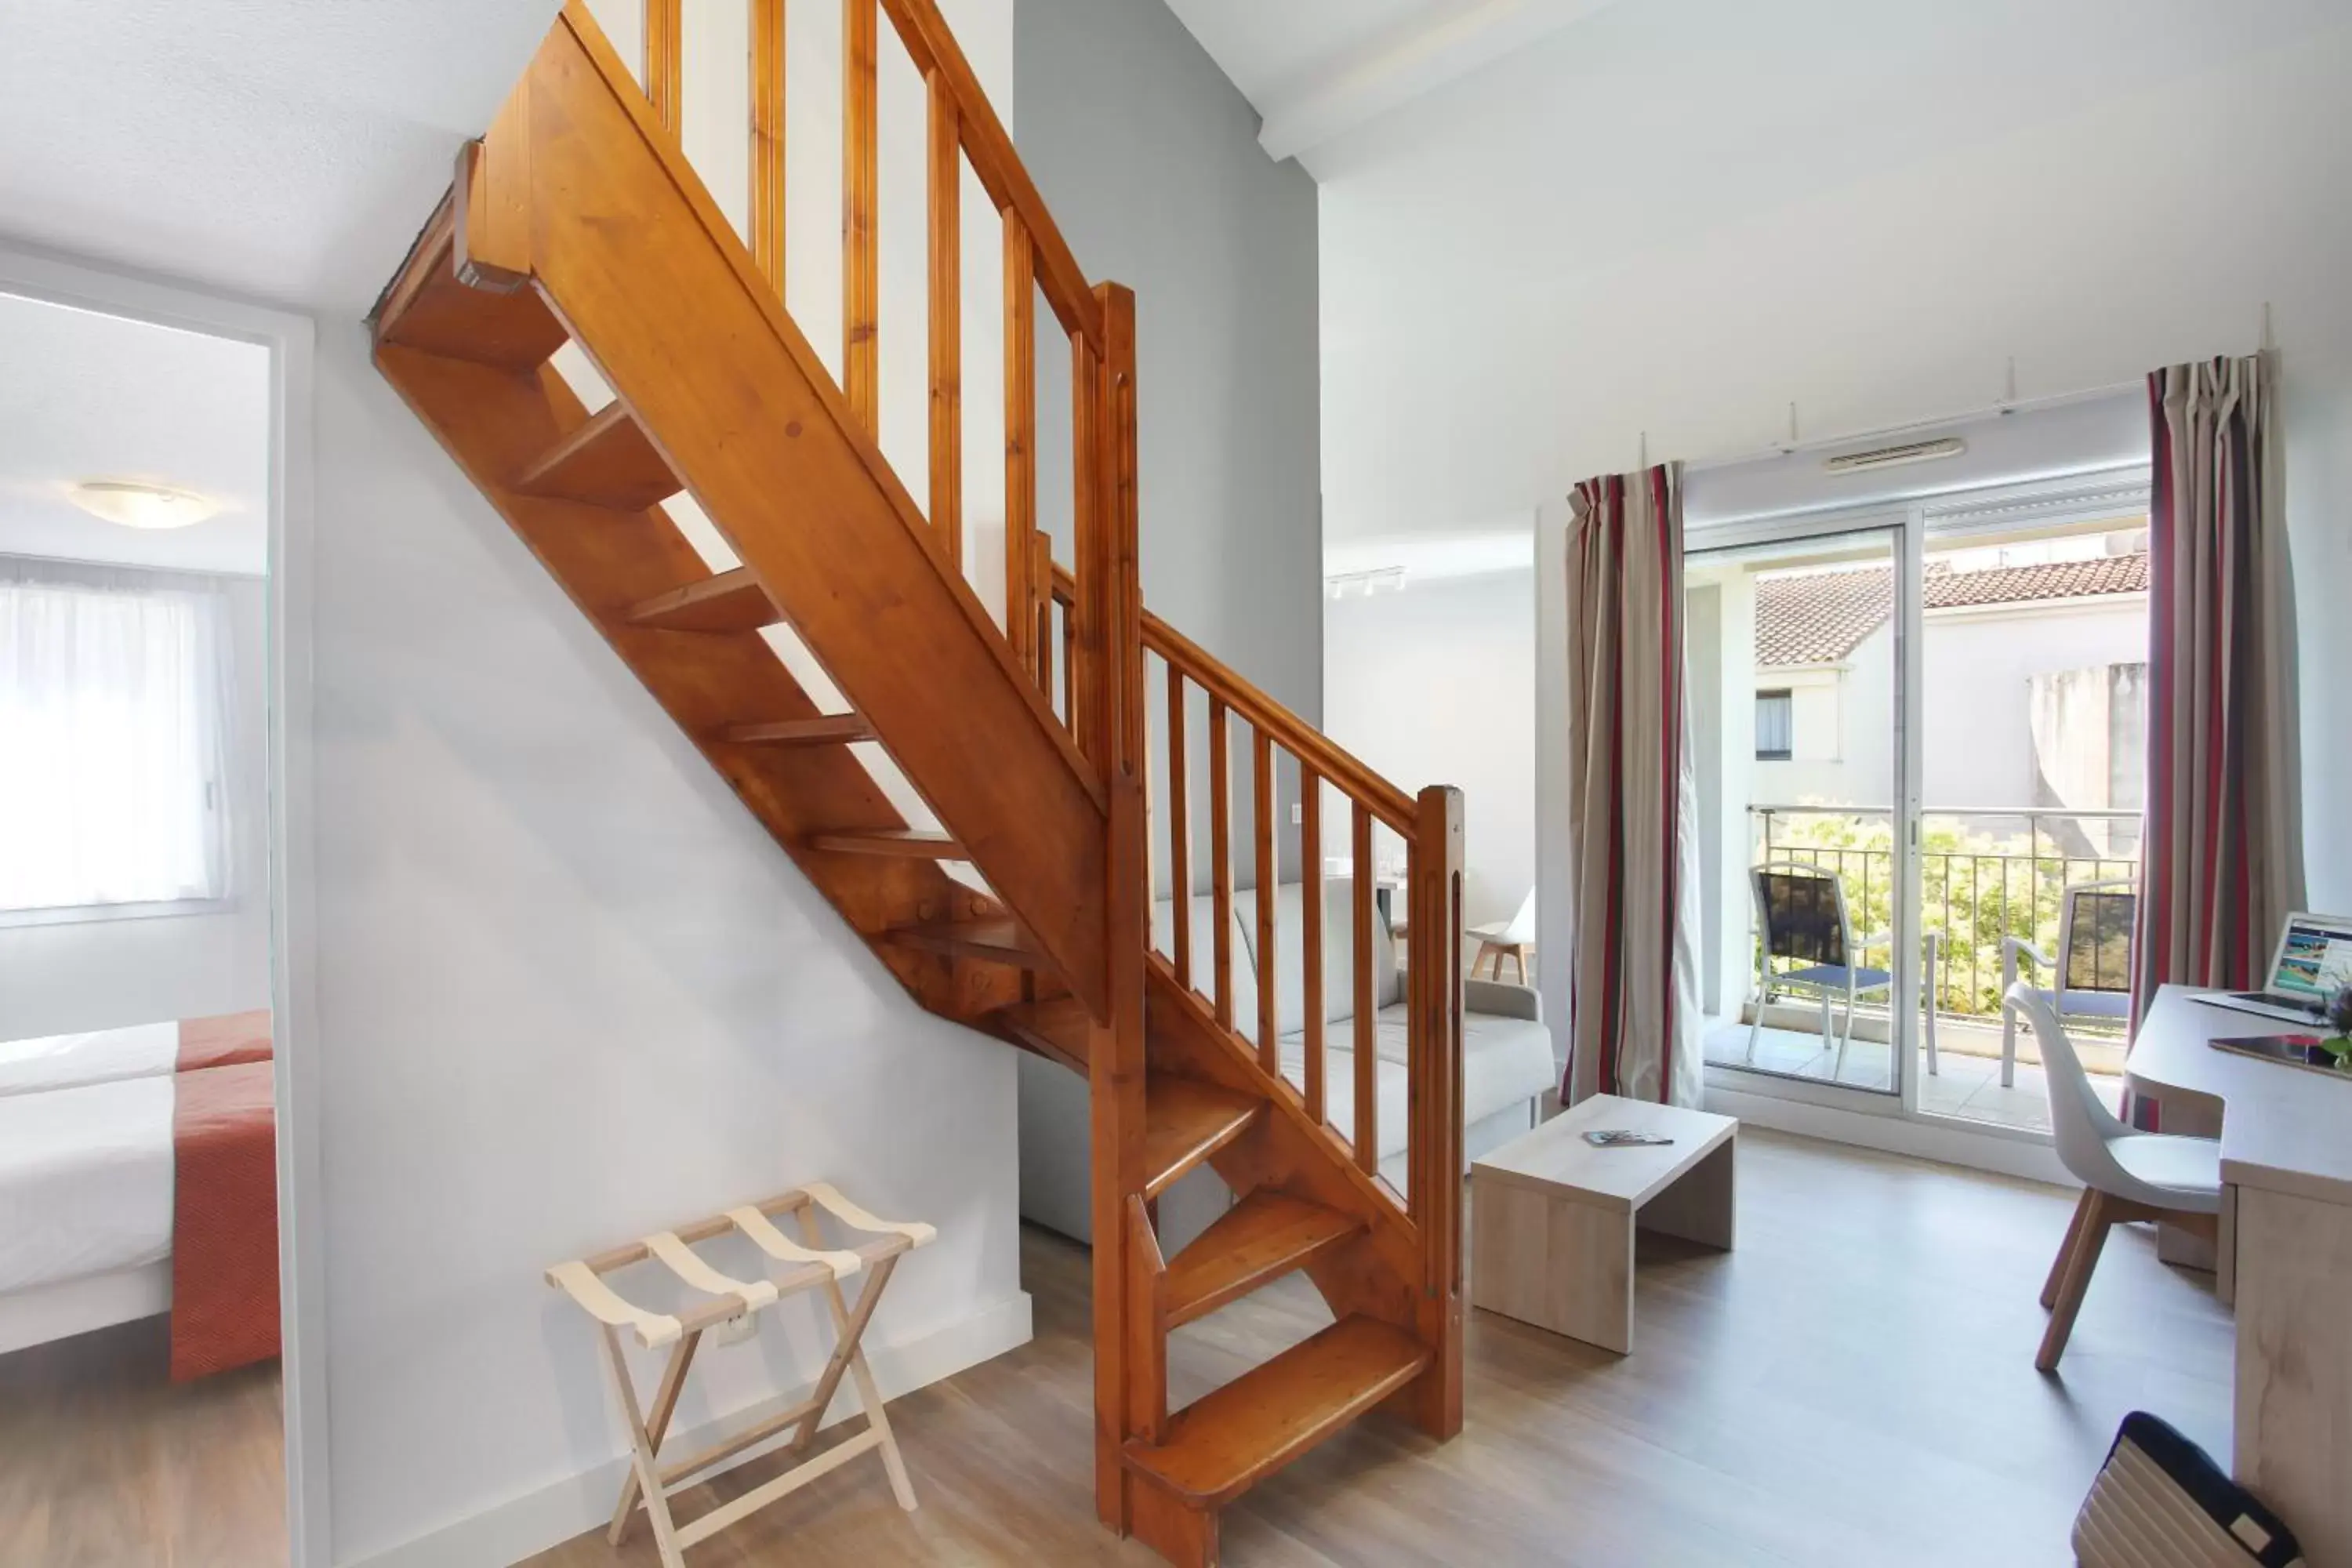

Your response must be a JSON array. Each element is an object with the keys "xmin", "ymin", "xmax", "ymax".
[
  {"xmin": 2006, "ymin": 984, "xmax": 2221, "ymax": 1373},
  {"xmin": 1469, "ymin": 889, "xmax": 1535, "ymax": 983}
]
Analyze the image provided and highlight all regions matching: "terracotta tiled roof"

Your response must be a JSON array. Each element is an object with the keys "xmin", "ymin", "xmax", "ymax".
[{"xmin": 1755, "ymin": 553, "xmax": 2150, "ymax": 666}]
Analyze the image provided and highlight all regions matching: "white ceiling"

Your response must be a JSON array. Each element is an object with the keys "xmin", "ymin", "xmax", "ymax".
[
  {"xmin": 0, "ymin": 291, "xmax": 270, "ymax": 574},
  {"xmin": 0, "ymin": 0, "xmax": 557, "ymax": 310},
  {"xmin": 1162, "ymin": 0, "xmax": 1621, "ymax": 169}
]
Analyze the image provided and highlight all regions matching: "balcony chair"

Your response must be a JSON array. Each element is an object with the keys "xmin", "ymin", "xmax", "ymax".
[
  {"xmin": 2001, "ymin": 879, "xmax": 2136, "ymax": 1089},
  {"xmin": 1748, "ymin": 861, "xmax": 1893, "ymax": 1078},
  {"xmin": 2006, "ymin": 985, "xmax": 2220, "ymax": 1372},
  {"xmin": 1469, "ymin": 888, "xmax": 1536, "ymax": 982}
]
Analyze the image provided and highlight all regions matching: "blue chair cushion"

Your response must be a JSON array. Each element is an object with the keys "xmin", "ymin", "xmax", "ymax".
[
  {"xmin": 2021, "ymin": 985, "xmax": 2132, "ymax": 1021},
  {"xmin": 2057, "ymin": 989, "xmax": 2132, "ymax": 1020},
  {"xmin": 1780, "ymin": 964, "xmax": 1893, "ymax": 993}
]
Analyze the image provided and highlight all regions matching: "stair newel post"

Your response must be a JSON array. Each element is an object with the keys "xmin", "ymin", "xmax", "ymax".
[
  {"xmin": 1406, "ymin": 783, "xmax": 1466, "ymax": 1439},
  {"xmin": 1085, "ymin": 281, "xmax": 1152, "ymax": 1533}
]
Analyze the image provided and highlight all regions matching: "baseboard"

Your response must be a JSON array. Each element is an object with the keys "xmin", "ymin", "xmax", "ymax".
[
  {"xmin": 347, "ymin": 1290, "xmax": 1033, "ymax": 1568},
  {"xmin": 1704, "ymin": 1084, "xmax": 2074, "ymax": 1187},
  {"xmin": 0, "ymin": 1261, "xmax": 171, "ymax": 1358}
]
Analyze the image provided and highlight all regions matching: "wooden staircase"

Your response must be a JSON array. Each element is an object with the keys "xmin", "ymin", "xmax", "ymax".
[{"xmin": 369, "ymin": 4, "xmax": 1464, "ymax": 1563}]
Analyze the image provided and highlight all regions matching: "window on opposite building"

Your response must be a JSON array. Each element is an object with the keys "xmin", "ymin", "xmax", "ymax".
[{"xmin": 1755, "ymin": 689, "xmax": 1793, "ymax": 760}]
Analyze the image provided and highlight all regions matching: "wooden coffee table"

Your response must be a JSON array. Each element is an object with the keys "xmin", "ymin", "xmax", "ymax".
[{"xmin": 1470, "ymin": 1093, "xmax": 1737, "ymax": 1354}]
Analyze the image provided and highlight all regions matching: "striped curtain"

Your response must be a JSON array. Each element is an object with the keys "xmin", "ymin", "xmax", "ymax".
[
  {"xmin": 1563, "ymin": 464, "xmax": 1704, "ymax": 1108},
  {"xmin": 2132, "ymin": 354, "xmax": 2305, "ymax": 1022}
]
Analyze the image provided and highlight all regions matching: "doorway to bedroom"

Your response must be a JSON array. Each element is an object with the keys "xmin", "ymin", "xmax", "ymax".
[{"xmin": 0, "ymin": 285, "xmax": 287, "ymax": 1563}]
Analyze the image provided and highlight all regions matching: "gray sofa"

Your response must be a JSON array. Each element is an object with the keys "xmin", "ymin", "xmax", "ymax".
[{"xmin": 1018, "ymin": 881, "xmax": 1556, "ymax": 1245}]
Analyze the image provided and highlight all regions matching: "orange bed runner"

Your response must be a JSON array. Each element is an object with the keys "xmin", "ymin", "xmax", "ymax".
[
  {"xmin": 177, "ymin": 1008, "xmax": 274, "ymax": 1073},
  {"xmin": 170, "ymin": 1057, "xmax": 281, "ymax": 1381}
]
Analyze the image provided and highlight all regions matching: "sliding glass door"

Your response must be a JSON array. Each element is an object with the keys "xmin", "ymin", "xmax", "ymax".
[
  {"xmin": 1684, "ymin": 472, "xmax": 2153, "ymax": 1137},
  {"xmin": 1911, "ymin": 498, "xmax": 2150, "ymax": 1131},
  {"xmin": 1686, "ymin": 522, "xmax": 1911, "ymax": 1102}
]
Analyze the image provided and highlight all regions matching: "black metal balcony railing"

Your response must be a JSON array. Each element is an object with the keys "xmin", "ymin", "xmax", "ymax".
[{"xmin": 1749, "ymin": 805, "xmax": 2142, "ymax": 1024}]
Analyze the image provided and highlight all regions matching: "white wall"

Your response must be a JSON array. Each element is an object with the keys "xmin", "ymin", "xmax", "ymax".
[
  {"xmin": 311, "ymin": 325, "xmax": 1027, "ymax": 1568},
  {"xmin": 0, "ymin": 576, "xmax": 270, "ymax": 1037},
  {"xmin": 1323, "ymin": 571, "xmax": 1534, "ymax": 927},
  {"xmin": 1923, "ymin": 599, "xmax": 2147, "ymax": 812},
  {"xmin": 1323, "ymin": 0, "xmax": 2352, "ymax": 911}
]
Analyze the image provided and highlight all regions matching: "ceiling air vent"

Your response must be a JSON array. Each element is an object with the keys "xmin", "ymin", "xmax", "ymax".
[{"xmin": 1824, "ymin": 437, "xmax": 1965, "ymax": 474}]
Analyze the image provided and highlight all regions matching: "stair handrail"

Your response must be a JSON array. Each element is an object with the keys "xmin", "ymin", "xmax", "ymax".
[{"xmin": 873, "ymin": 0, "xmax": 1106, "ymax": 350}]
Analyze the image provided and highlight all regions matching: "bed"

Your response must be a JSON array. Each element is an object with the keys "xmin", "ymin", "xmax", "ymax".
[{"xmin": 0, "ymin": 1011, "xmax": 278, "ymax": 1377}]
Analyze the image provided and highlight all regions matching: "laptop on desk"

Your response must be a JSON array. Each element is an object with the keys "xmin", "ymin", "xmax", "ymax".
[{"xmin": 2194, "ymin": 911, "xmax": 2352, "ymax": 1023}]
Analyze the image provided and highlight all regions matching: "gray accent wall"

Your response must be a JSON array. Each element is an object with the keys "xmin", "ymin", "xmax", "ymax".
[{"xmin": 1017, "ymin": 0, "xmax": 1323, "ymax": 726}]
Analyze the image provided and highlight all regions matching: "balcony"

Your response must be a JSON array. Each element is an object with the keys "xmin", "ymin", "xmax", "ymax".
[{"xmin": 1702, "ymin": 804, "xmax": 2137, "ymax": 1132}]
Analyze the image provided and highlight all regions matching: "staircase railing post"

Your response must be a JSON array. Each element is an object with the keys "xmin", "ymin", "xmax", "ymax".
[
  {"xmin": 1406, "ymin": 782, "xmax": 1465, "ymax": 1438},
  {"xmin": 1084, "ymin": 281, "xmax": 1150, "ymax": 1532}
]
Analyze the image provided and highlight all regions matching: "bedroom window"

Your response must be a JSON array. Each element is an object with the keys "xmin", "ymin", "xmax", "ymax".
[{"xmin": 0, "ymin": 558, "xmax": 232, "ymax": 917}]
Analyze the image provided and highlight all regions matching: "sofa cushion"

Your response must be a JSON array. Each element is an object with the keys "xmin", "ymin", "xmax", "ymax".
[
  {"xmin": 1243, "ymin": 880, "xmax": 1400, "ymax": 1040},
  {"xmin": 1152, "ymin": 891, "xmax": 1262, "ymax": 1039},
  {"xmin": 1275, "ymin": 1004, "xmax": 1555, "ymax": 1163}
]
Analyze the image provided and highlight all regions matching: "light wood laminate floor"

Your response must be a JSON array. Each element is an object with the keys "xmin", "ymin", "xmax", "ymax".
[
  {"xmin": 522, "ymin": 1130, "xmax": 2233, "ymax": 1568},
  {"xmin": 0, "ymin": 1132, "xmax": 2228, "ymax": 1566},
  {"xmin": 0, "ymin": 1315, "xmax": 285, "ymax": 1568}
]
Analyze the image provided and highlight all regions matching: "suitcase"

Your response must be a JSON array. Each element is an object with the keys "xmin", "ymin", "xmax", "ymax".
[{"xmin": 2074, "ymin": 1412, "xmax": 2303, "ymax": 1568}]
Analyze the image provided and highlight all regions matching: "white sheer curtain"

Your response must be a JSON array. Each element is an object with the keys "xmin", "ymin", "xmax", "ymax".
[{"xmin": 0, "ymin": 557, "xmax": 232, "ymax": 912}]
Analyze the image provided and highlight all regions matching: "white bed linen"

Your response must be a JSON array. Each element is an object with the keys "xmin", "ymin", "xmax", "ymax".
[
  {"xmin": 0, "ymin": 1022, "xmax": 179, "ymax": 1098},
  {"xmin": 0, "ymin": 1075, "xmax": 173, "ymax": 1294}
]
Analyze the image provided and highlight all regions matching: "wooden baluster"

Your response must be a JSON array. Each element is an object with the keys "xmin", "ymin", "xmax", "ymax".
[
  {"xmin": 1352, "ymin": 801, "xmax": 1377, "ymax": 1173},
  {"xmin": 925, "ymin": 71, "xmax": 962, "ymax": 565},
  {"xmin": 749, "ymin": 0, "xmax": 786, "ymax": 294},
  {"xmin": 1069, "ymin": 330, "xmax": 1104, "ymax": 766},
  {"xmin": 645, "ymin": 0, "xmax": 682, "ymax": 134},
  {"xmin": 1166, "ymin": 664, "xmax": 1191, "ymax": 988},
  {"xmin": 1060, "ymin": 597, "xmax": 1076, "ymax": 725},
  {"xmin": 842, "ymin": 0, "xmax": 880, "ymax": 431},
  {"xmin": 1408, "ymin": 784, "xmax": 1466, "ymax": 1436},
  {"xmin": 1098, "ymin": 283, "xmax": 1142, "ymax": 778},
  {"xmin": 1030, "ymin": 530, "xmax": 1053, "ymax": 695},
  {"xmin": 1209, "ymin": 698, "xmax": 1234, "ymax": 1032},
  {"xmin": 1003, "ymin": 217, "xmax": 1036, "ymax": 665},
  {"xmin": 1301, "ymin": 765, "xmax": 1324, "ymax": 1123},
  {"xmin": 1035, "ymin": 602, "xmax": 1055, "ymax": 717},
  {"xmin": 1254, "ymin": 729, "xmax": 1279, "ymax": 1075}
]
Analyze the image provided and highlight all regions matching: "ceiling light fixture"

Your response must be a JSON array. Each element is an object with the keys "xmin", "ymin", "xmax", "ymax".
[{"xmin": 67, "ymin": 481, "xmax": 221, "ymax": 532}]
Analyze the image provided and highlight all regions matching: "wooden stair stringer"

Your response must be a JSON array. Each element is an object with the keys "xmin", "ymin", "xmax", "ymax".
[
  {"xmin": 463, "ymin": 9, "xmax": 1111, "ymax": 1018},
  {"xmin": 369, "ymin": 322, "xmax": 1023, "ymax": 1026}
]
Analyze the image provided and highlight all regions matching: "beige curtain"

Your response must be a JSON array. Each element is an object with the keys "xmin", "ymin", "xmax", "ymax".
[
  {"xmin": 2132, "ymin": 354, "xmax": 2305, "ymax": 1025},
  {"xmin": 1563, "ymin": 464, "xmax": 1704, "ymax": 1108}
]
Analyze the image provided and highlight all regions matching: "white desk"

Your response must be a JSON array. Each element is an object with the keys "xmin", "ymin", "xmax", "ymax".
[{"xmin": 2125, "ymin": 985, "xmax": 2352, "ymax": 1564}]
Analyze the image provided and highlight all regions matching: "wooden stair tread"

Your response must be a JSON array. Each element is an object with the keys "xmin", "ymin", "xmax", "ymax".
[
  {"xmin": 720, "ymin": 715, "xmax": 876, "ymax": 746},
  {"xmin": 989, "ymin": 996, "xmax": 1091, "ymax": 1073},
  {"xmin": 1122, "ymin": 1315, "xmax": 1429, "ymax": 1507},
  {"xmin": 885, "ymin": 918, "xmax": 1045, "ymax": 967},
  {"xmin": 1162, "ymin": 1191, "xmax": 1362, "ymax": 1330},
  {"xmin": 374, "ymin": 209, "xmax": 568, "ymax": 371},
  {"xmin": 808, "ymin": 829, "xmax": 967, "ymax": 860},
  {"xmin": 516, "ymin": 402, "xmax": 681, "ymax": 511},
  {"xmin": 620, "ymin": 568, "xmax": 781, "ymax": 633},
  {"xmin": 1142, "ymin": 1076, "xmax": 1261, "ymax": 1199}
]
